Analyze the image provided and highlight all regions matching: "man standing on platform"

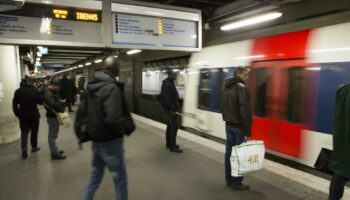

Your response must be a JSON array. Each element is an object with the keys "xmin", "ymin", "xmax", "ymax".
[
  {"xmin": 13, "ymin": 76, "xmax": 43, "ymax": 159},
  {"xmin": 160, "ymin": 71, "xmax": 182, "ymax": 153},
  {"xmin": 329, "ymin": 84, "xmax": 350, "ymax": 200},
  {"xmin": 221, "ymin": 67, "xmax": 252, "ymax": 190}
]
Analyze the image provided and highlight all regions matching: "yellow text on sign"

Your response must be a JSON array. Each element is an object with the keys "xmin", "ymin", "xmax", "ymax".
[
  {"xmin": 76, "ymin": 12, "xmax": 99, "ymax": 22},
  {"xmin": 53, "ymin": 9, "xmax": 68, "ymax": 19}
]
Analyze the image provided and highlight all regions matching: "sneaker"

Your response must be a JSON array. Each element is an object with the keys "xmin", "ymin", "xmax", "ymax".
[
  {"xmin": 232, "ymin": 184, "xmax": 250, "ymax": 191},
  {"xmin": 22, "ymin": 151, "xmax": 28, "ymax": 160},
  {"xmin": 169, "ymin": 147, "xmax": 183, "ymax": 153},
  {"xmin": 31, "ymin": 147, "xmax": 41, "ymax": 153},
  {"xmin": 51, "ymin": 154, "xmax": 67, "ymax": 160}
]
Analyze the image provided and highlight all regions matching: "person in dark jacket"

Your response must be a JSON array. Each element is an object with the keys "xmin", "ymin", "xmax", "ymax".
[
  {"xmin": 83, "ymin": 56, "xmax": 128, "ymax": 200},
  {"xmin": 43, "ymin": 80, "xmax": 66, "ymax": 160},
  {"xmin": 160, "ymin": 71, "xmax": 182, "ymax": 153},
  {"xmin": 12, "ymin": 76, "xmax": 43, "ymax": 159},
  {"xmin": 60, "ymin": 75, "xmax": 73, "ymax": 112},
  {"xmin": 329, "ymin": 84, "xmax": 350, "ymax": 200},
  {"xmin": 221, "ymin": 66, "xmax": 253, "ymax": 191}
]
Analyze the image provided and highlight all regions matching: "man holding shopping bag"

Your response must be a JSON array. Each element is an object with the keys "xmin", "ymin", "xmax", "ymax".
[{"xmin": 221, "ymin": 67, "xmax": 253, "ymax": 190}]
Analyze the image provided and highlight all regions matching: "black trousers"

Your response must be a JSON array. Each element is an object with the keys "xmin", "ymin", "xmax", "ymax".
[
  {"xmin": 65, "ymin": 99, "xmax": 72, "ymax": 111},
  {"xmin": 329, "ymin": 173, "xmax": 349, "ymax": 200},
  {"xmin": 164, "ymin": 111, "xmax": 179, "ymax": 148},
  {"xmin": 19, "ymin": 118, "xmax": 40, "ymax": 152}
]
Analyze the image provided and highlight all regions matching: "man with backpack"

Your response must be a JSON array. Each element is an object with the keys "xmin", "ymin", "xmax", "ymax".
[{"xmin": 81, "ymin": 56, "xmax": 130, "ymax": 200}]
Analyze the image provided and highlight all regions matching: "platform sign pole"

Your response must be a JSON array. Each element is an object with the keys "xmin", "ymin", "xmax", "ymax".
[{"xmin": 102, "ymin": 0, "xmax": 113, "ymax": 48}]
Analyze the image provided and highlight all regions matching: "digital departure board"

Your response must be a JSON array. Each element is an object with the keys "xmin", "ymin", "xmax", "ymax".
[{"xmin": 112, "ymin": 13, "xmax": 198, "ymax": 48}]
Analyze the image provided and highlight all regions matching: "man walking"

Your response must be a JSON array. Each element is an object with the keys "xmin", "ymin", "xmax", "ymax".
[
  {"xmin": 221, "ymin": 67, "xmax": 252, "ymax": 190},
  {"xmin": 160, "ymin": 71, "xmax": 182, "ymax": 153},
  {"xmin": 43, "ymin": 80, "xmax": 66, "ymax": 160},
  {"xmin": 13, "ymin": 76, "xmax": 42, "ymax": 159},
  {"xmin": 83, "ymin": 56, "xmax": 128, "ymax": 200},
  {"xmin": 329, "ymin": 84, "xmax": 350, "ymax": 200}
]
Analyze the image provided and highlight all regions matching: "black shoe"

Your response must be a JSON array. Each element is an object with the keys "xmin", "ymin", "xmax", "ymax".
[
  {"xmin": 69, "ymin": 110, "xmax": 74, "ymax": 113},
  {"xmin": 59, "ymin": 150, "xmax": 64, "ymax": 154},
  {"xmin": 31, "ymin": 147, "xmax": 41, "ymax": 153},
  {"xmin": 169, "ymin": 147, "xmax": 183, "ymax": 153},
  {"xmin": 232, "ymin": 184, "xmax": 250, "ymax": 191},
  {"xmin": 22, "ymin": 151, "xmax": 28, "ymax": 160},
  {"xmin": 166, "ymin": 145, "xmax": 179, "ymax": 149},
  {"xmin": 51, "ymin": 154, "xmax": 67, "ymax": 160}
]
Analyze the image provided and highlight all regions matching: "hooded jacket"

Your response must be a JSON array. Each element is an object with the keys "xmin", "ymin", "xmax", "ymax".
[
  {"xmin": 221, "ymin": 77, "xmax": 253, "ymax": 136},
  {"xmin": 13, "ymin": 81, "xmax": 43, "ymax": 120},
  {"xmin": 86, "ymin": 71, "xmax": 125, "ymax": 142},
  {"xmin": 329, "ymin": 84, "xmax": 350, "ymax": 178},
  {"xmin": 160, "ymin": 78, "xmax": 179, "ymax": 111}
]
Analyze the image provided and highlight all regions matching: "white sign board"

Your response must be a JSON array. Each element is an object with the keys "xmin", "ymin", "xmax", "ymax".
[
  {"xmin": 112, "ymin": 13, "xmax": 198, "ymax": 49},
  {"xmin": 0, "ymin": 14, "xmax": 103, "ymax": 46}
]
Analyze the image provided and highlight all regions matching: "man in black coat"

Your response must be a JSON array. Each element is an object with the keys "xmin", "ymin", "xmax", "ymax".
[
  {"xmin": 221, "ymin": 67, "xmax": 253, "ymax": 190},
  {"xmin": 83, "ymin": 56, "xmax": 128, "ymax": 200},
  {"xmin": 13, "ymin": 76, "xmax": 43, "ymax": 159},
  {"xmin": 160, "ymin": 71, "xmax": 182, "ymax": 153},
  {"xmin": 60, "ymin": 75, "xmax": 73, "ymax": 112}
]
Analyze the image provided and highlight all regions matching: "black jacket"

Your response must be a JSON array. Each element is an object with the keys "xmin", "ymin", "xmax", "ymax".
[
  {"xmin": 221, "ymin": 77, "xmax": 253, "ymax": 136},
  {"xmin": 160, "ymin": 78, "xmax": 179, "ymax": 111},
  {"xmin": 43, "ymin": 87, "xmax": 65, "ymax": 118},
  {"xmin": 86, "ymin": 71, "xmax": 125, "ymax": 142},
  {"xmin": 12, "ymin": 81, "xmax": 43, "ymax": 120}
]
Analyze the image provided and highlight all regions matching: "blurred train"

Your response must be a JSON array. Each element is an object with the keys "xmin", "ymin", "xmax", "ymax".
[{"xmin": 182, "ymin": 22, "xmax": 350, "ymax": 167}]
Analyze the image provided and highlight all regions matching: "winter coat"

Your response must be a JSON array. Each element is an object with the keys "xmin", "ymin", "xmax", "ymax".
[
  {"xmin": 43, "ymin": 88, "xmax": 65, "ymax": 118},
  {"xmin": 160, "ymin": 78, "xmax": 180, "ymax": 112},
  {"xmin": 329, "ymin": 84, "xmax": 350, "ymax": 178},
  {"xmin": 86, "ymin": 71, "xmax": 125, "ymax": 142},
  {"xmin": 12, "ymin": 81, "xmax": 43, "ymax": 120},
  {"xmin": 221, "ymin": 77, "xmax": 253, "ymax": 136}
]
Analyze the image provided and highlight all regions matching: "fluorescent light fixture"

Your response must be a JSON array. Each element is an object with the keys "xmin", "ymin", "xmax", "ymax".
[
  {"xmin": 127, "ymin": 49, "xmax": 142, "ymax": 55},
  {"xmin": 221, "ymin": 12, "xmax": 282, "ymax": 31},
  {"xmin": 94, "ymin": 59, "xmax": 103, "ymax": 63},
  {"xmin": 85, "ymin": 62, "xmax": 92, "ymax": 66},
  {"xmin": 309, "ymin": 47, "xmax": 350, "ymax": 53},
  {"xmin": 306, "ymin": 67, "xmax": 321, "ymax": 71},
  {"xmin": 235, "ymin": 55, "xmax": 265, "ymax": 60},
  {"xmin": 114, "ymin": 55, "xmax": 118, "ymax": 58},
  {"xmin": 37, "ymin": 52, "xmax": 42, "ymax": 57},
  {"xmin": 78, "ymin": 64, "xmax": 84, "ymax": 68},
  {"xmin": 36, "ymin": 57, "xmax": 41, "ymax": 61}
]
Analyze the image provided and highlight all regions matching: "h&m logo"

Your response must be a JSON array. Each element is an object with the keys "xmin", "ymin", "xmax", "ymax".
[{"xmin": 248, "ymin": 154, "xmax": 259, "ymax": 165}]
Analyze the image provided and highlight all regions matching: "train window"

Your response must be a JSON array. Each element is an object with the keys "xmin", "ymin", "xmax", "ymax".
[
  {"xmin": 198, "ymin": 69, "xmax": 211, "ymax": 110},
  {"xmin": 286, "ymin": 67, "xmax": 305, "ymax": 123},
  {"xmin": 253, "ymin": 68, "xmax": 270, "ymax": 117}
]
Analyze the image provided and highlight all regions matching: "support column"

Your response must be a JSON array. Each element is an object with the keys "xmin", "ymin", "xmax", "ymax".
[{"xmin": 0, "ymin": 45, "xmax": 21, "ymax": 144}]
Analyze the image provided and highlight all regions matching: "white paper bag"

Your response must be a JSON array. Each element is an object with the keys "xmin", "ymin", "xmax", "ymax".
[{"xmin": 230, "ymin": 140, "xmax": 265, "ymax": 177}]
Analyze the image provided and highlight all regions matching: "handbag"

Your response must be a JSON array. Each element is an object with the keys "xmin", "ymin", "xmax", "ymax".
[
  {"xmin": 44, "ymin": 102, "xmax": 71, "ymax": 128},
  {"xmin": 230, "ymin": 139, "xmax": 265, "ymax": 177}
]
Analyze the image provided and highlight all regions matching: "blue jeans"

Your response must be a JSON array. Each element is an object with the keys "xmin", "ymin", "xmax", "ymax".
[
  {"xmin": 47, "ymin": 117, "xmax": 60, "ymax": 156},
  {"xmin": 83, "ymin": 138, "xmax": 128, "ymax": 200},
  {"xmin": 225, "ymin": 125, "xmax": 245, "ymax": 187}
]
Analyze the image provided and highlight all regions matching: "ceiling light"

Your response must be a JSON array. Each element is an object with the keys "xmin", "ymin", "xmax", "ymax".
[
  {"xmin": 127, "ymin": 49, "xmax": 142, "ymax": 55},
  {"xmin": 114, "ymin": 55, "xmax": 118, "ymax": 58},
  {"xmin": 85, "ymin": 62, "xmax": 92, "ymax": 66},
  {"xmin": 94, "ymin": 59, "xmax": 103, "ymax": 63},
  {"xmin": 306, "ymin": 67, "xmax": 321, "ymax": 71},
  {"xmin": 221, "ymin": 12, "xmax": 282, "ymax": 31},
  {"xmin": 37, "ymin": 52, "xmax": 42, "ymax": 57},
  {"xmin": 78, "ymin": 64, "xmax": 84, "ymax": 68}
]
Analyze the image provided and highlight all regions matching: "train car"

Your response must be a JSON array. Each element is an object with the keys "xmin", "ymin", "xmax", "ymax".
[{"xmin": 182, "ymin": 22, "xmax": 350, "ymax": 167}]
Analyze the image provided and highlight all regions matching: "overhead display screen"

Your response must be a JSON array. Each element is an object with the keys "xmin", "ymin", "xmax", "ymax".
[{"xmin": 112, "ymin": 13, "xmax": 198, "ymax": 48}]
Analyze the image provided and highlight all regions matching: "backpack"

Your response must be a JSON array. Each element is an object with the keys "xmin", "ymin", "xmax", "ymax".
[{"xmin": 74, "ymin": 94, "xmax": 91, "ymax": 146}]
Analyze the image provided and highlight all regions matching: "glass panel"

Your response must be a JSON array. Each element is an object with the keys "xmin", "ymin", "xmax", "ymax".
[
  {"xmin": 286, "ymin": 67, "xmax": 305, "ymax": 123},
  {"xmin": 198, "ymin": 69, "xmax": 211, "ymax": 110},
  {"xmin": 253, "ymin": 68, "xmax": 269, "ymax": 117}
]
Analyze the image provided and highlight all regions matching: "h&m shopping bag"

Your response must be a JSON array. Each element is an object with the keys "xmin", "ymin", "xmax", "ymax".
[{"xmin": 230, "ymin": 140, "xmax": 265, "ymax": 177}]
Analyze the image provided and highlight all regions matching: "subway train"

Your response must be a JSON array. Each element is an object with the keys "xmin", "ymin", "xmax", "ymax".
[{"xmin": 182, "ymin": 21, "xmax": 350, "ymax": 168}]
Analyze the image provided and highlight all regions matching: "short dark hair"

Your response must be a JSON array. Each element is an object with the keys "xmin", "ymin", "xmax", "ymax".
[
  {"xmin": 103, "ymin": 56, "xmax": 120, "ymax": 76},
  {"xmin": 234, "ymin": 66, "xmax": 248, "ymax": 77}
]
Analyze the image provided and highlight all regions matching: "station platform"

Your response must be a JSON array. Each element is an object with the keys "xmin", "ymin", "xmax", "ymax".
[{"xmin": 0, "ymin": 107, "xmax": 341, "ymax": 200}]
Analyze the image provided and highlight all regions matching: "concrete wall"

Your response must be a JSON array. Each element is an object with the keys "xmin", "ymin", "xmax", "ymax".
[{"xmin": 0, "ymin": 45, "xmax": 21, "ymax": 144}]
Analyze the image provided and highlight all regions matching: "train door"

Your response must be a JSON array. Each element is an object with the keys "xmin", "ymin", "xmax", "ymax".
[{"xmin": 249, "ymin": 59, "xmax": 310, "ymax": 157}]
